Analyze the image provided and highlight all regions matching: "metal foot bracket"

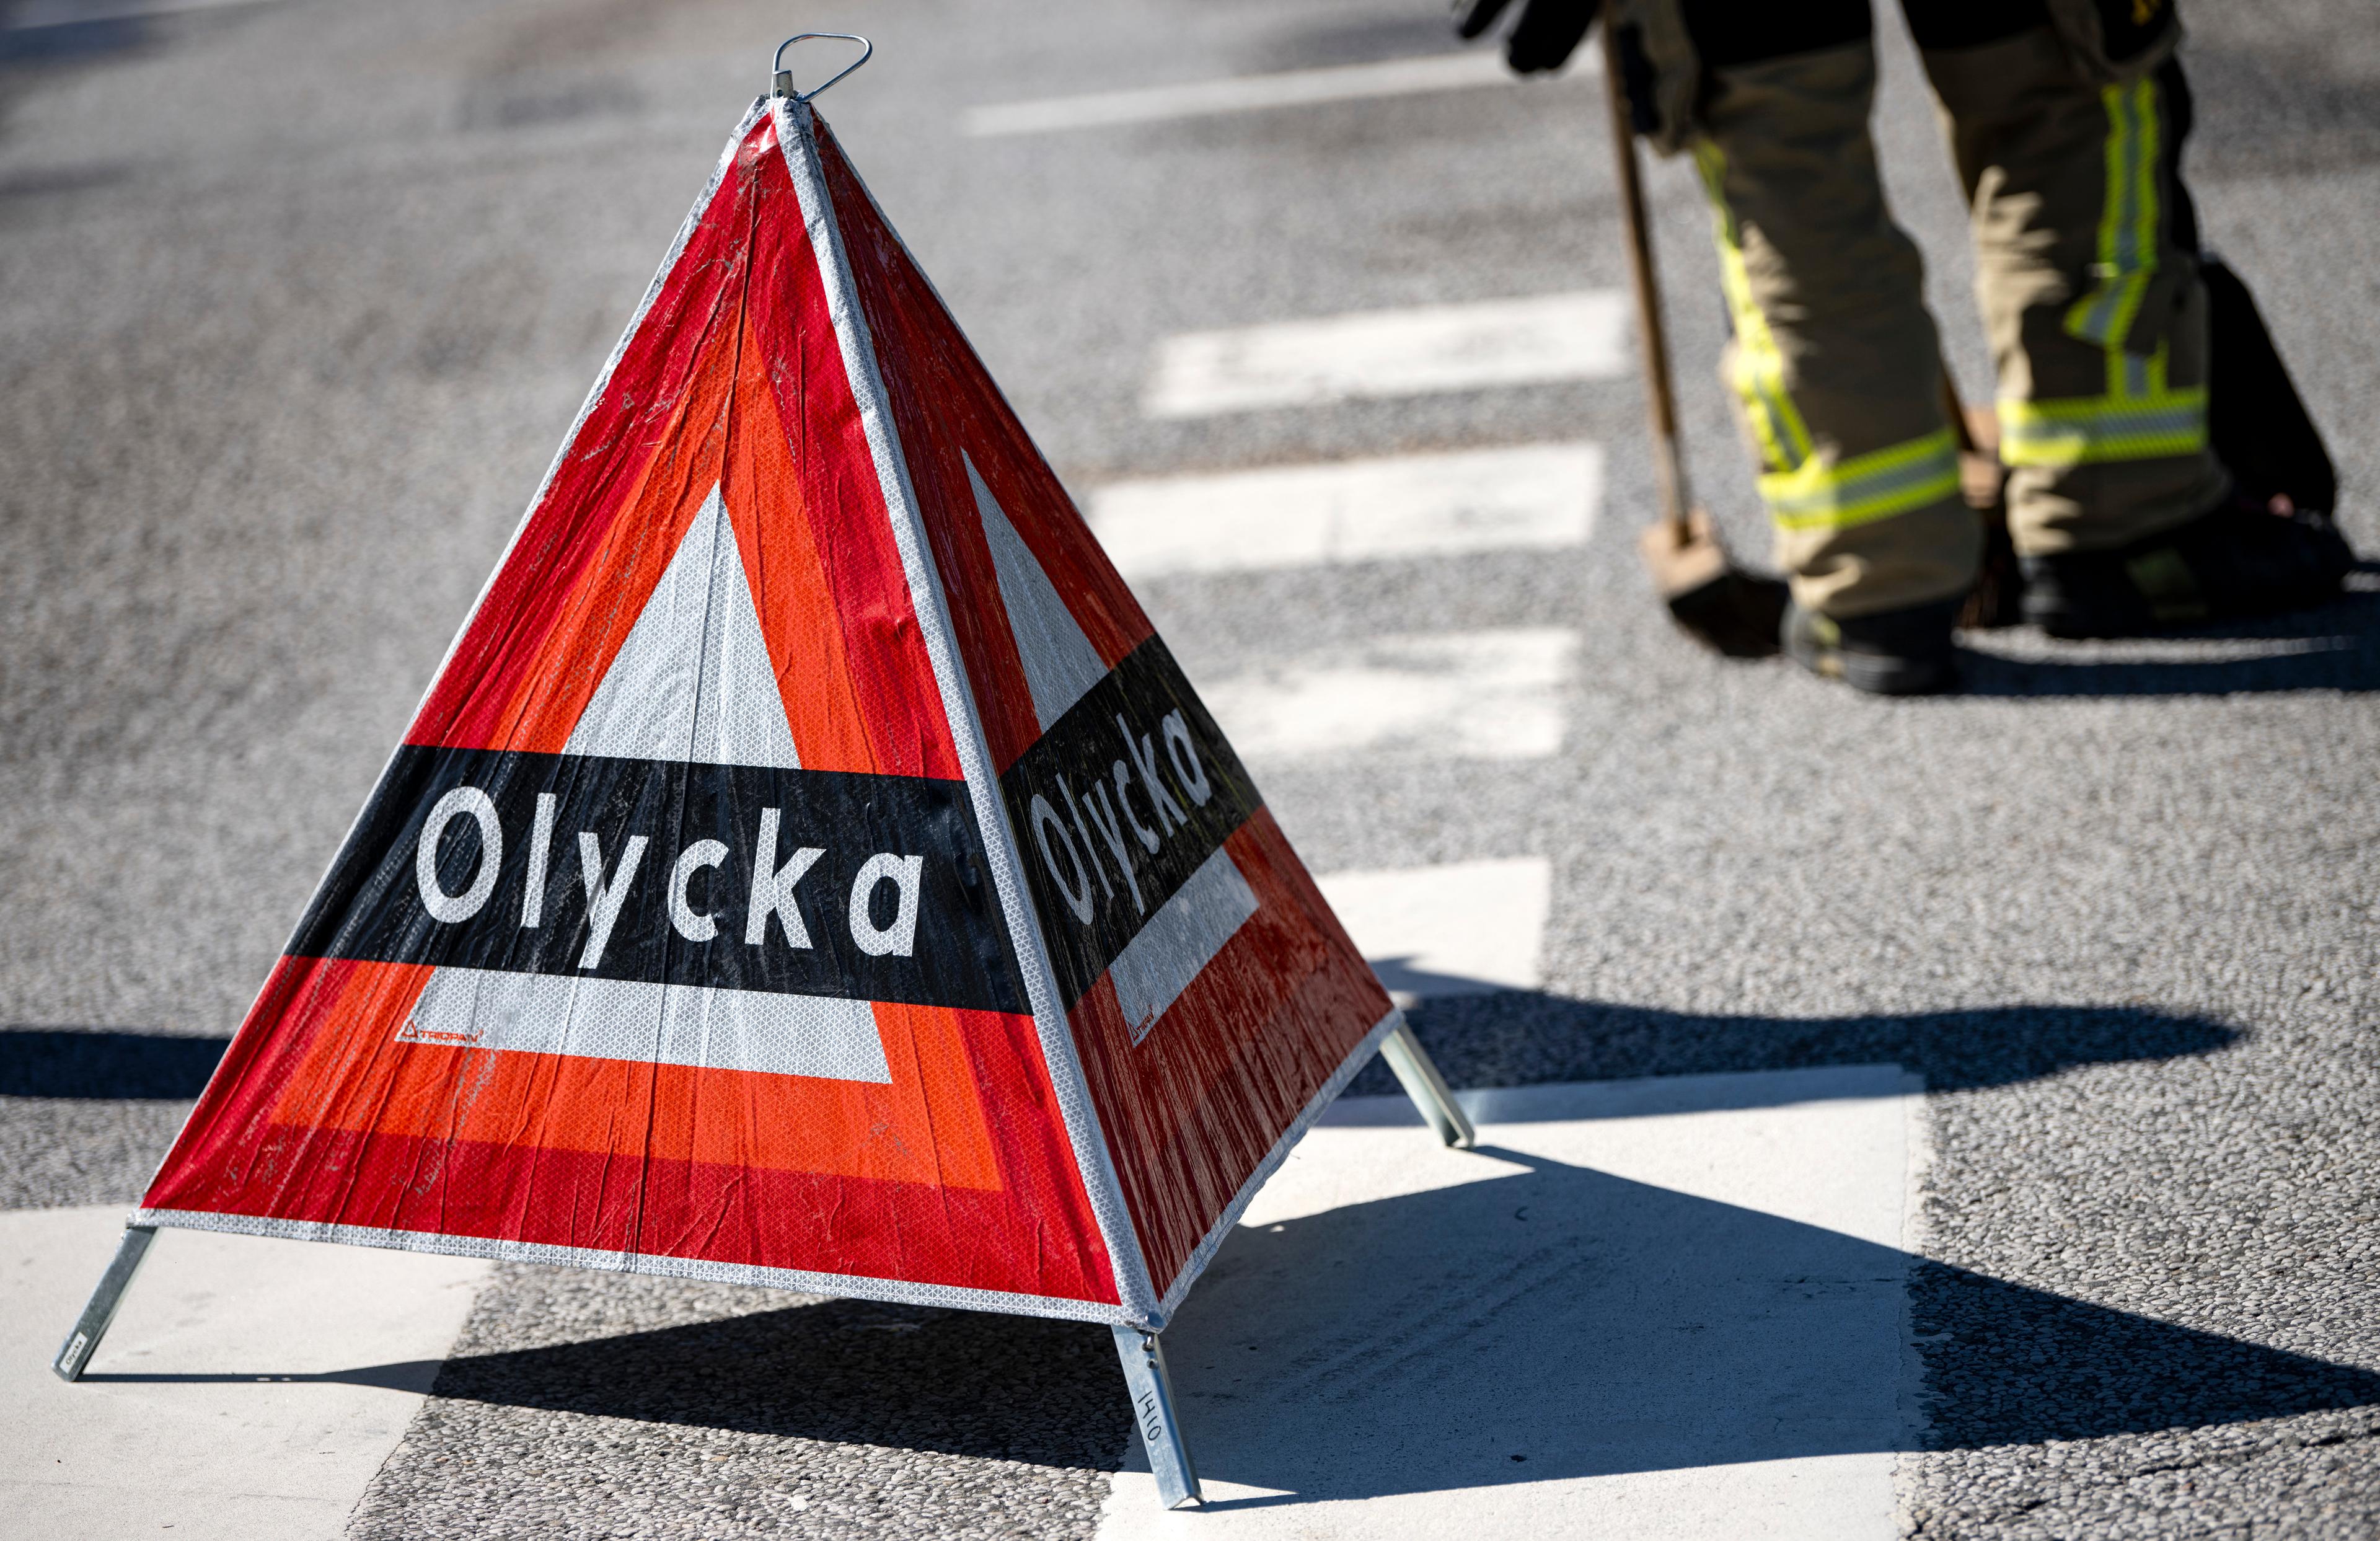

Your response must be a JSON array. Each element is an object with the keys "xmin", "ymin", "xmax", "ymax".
[
  {"xmin": 54, "ymin": 1223, "xmax": 156, "ymax": 1382},
  {"xmin": 1381, "ymin": 1021, "xmax": 1476, "ymax": 1149},
  {"xmin": 1112, "ymin": 1325, "xmax": 1202, "ymax": 1509}
]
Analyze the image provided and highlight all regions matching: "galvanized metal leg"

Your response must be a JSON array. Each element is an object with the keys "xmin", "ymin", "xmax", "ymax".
[
  {"xmin": 1112, "ymin": 1324, "xmax": 1201, "ymax": 1509},
  {"xmin": 54, "ymin": 1224, "xmax": 156, "ymax": 1382},
  {"xmin": 1381, "ymin": 1021, "xmax": 1476, "ymax": 1149}
]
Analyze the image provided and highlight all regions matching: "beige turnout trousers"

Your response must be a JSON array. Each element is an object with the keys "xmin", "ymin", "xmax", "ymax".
[{"xmin": 1685, "ymin": 23, "xmax": 2227, "ymax": 617}]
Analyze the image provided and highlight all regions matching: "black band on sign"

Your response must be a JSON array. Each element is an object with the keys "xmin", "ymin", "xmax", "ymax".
[
  {"xmin": 289, "ymin": 747, "xmax": 1029, "ymax": 1015},
  {"xmin": 997, "ymin": 636, "xmax": 1263, "ymax": 1009}
]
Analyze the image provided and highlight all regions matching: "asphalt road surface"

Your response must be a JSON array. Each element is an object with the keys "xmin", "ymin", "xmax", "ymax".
[{"xmin": 4, "ymin": 0, "xmax": 2379, "ymax": 1536}]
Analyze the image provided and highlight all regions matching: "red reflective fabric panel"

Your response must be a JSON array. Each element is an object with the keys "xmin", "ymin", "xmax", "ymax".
[
  {"xmin": 143, "ymin": 110, "xmax": 1116, "ymax": 1309},
  {"xmin": 817, "ymin": 117, "xmax": 1393, "ymax": 1302}
]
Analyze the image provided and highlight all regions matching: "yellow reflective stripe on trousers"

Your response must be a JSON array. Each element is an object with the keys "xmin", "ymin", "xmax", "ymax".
[
  {"xmin": 1694, "ymin": 141, "xmax": 1814, "ymax": 474},
  {"xmin": 1759, "ymin": 427, "xmax": 1962, "ymax": 531},
  {"xmin": 2011, "ymin": 77, "xmax": 2207, "ymax": 467},
  {"xmin": 2065, "ymin": 79, "xmax": 2162, "ymax": 364},
  {"xmin": 1999, "ymin": 387, "xmax": 2207, "ymax": 467},
  {"xmin": 1693, "ymin": 140, "xmax": 1958, "ymax": 528}
]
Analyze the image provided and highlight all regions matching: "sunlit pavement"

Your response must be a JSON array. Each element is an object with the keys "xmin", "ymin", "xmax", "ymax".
[{"xmin": 2, "ymin": 0, "xmax": 2377, "ymax": 1535}]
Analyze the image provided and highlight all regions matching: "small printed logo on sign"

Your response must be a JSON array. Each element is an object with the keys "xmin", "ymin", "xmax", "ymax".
[{"xmin": 394, "ymin": 1020, "xmax": 487, "ymax": 1048}]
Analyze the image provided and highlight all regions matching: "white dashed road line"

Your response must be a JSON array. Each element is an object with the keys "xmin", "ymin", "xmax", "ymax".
[
  {"xmin": 1088, "ymin": 444, "xmax": 1602, "ymax": 581},
  {"xmin": 960, "ymin": 50, "xmax": 1591, "ymax": 138},
  {"xmin": 2, "ymin": 1209, "xmax": 489, "ymax": 1541},
  {"xmin": 1199, "ymin": 627, "xmax": 1577, "ymax": 763},
  {"xmin": 1096, "ymin": 1066, "xmax": 1921, "ymax": 1539},
  {"xmin": 1142, "ymin": 293, "xmax": 1631, "ymax": 419},
  {"xmin": 1316, "ymin": 857, "xmax": 1553, "ymax": 1004}
]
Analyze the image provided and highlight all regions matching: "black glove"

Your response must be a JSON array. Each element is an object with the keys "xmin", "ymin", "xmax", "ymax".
[{"xmin": 1452, "ymin": 0, "xmax": 1602, "ymax": 75}]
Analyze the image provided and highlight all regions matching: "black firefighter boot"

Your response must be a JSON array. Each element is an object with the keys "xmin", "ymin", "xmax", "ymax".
[
  {"xmin": 2021, "ymin": 495, "xmax": 2356, "ymax": 639},
  {"xmin": 1782, "ymin": 596, "xmax": 1962, "ymax": 697}
]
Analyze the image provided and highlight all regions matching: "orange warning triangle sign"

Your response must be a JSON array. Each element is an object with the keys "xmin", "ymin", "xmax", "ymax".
[{"xmin": 140, "ymin": 95, "xmax": 1396, "ymax": 1328}]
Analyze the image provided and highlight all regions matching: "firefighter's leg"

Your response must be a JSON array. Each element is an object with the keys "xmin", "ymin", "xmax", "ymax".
[
  {"xmin": 1919, "ymin": 22, "xmax": 2226, "ymax": 558},
  {"xmin": 1922, "ymin": 20, "xmax": 2351, "ymax": 632},
  {"xmin": 1682, "ymin": 15, "xmax": 1980, "ymax": 627}
]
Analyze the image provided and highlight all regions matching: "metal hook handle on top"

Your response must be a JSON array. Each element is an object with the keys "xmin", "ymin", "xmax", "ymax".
[{"xmin": 772, "ymin": 33, "xmax": 871, "ymax": 102}]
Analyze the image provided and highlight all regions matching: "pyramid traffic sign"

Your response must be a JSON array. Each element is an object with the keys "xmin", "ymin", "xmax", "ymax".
[{"xmin": 57, "ymin": 48, "xmax": 1476, "ymax": 1509}]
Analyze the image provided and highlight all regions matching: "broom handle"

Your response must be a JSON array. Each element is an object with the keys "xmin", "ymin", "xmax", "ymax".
[
  {"xmin": 1940, "ymin": 365, "xmax": 1979, "ymax": 455},
  {"xmin": 1600, "ymin": 21, "xmax": 1691, "ymax": 542}
]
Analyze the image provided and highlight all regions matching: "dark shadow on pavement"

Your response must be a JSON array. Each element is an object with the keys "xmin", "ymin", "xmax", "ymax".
[
  {"xmin": 81, "ymin": 1359, "xmax": 447, "ymax": 1393},
  {"xmin": 438, "ymin": 1300, "xmax": 1124, "ymax": 1473},
  {"xmin": 300, "ymin": 1146, "xmax": 2377, "ymax": 1497},
  {"xmin": 0, "ymin": 1028, "xmax": 227, "ymax": 1098},
  {"xmin": 1954, "ymin": 586, "xmax": 2380, "ymax": 697},
  {"xmin": 0, "ymin": 1001, "xmax": 2226, "ymax": 1105},
  {"xmin": 0, "ymin": 0, "xmax": 299, "ymax": 69},
  {"xmin": 58, "ymin": 1000, "xmax": 2275, "ymax": 1497},
  {"xmin": 1342, "ymin": 996, "xmax": 2239, "ymax": 1102},
  {"xmin": 0, "ymin": 9, "xmax": 152, "ymax": 65},
  {"xmin": 1906, "ymin": 1258, "xmax": 2379, "ymax": 1448}
]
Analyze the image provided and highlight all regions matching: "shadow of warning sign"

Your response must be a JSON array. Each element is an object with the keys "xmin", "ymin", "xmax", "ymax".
[
  {"xmin": 1090, "ymin": 1068, "xmax": 2379, "ymax": 1537},
  {"xmin": 215, "ymin": 1064, "xmax": 2379, "ymax": 1538},
  {"xmin": 0, "ymin": 1030, "xmax": 229, "ymax": 1099}
]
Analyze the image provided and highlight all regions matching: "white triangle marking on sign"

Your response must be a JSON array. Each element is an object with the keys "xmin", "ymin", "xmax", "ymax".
[
  {"xmin": 415, "ymin": 487, "xmax": 886, "ymax": 1082},
  {"xmin": 564, "ymin": 486, "xmax": 801, "ymax": 770},
  {"xmin": 967, "ymin": 454, "xmax": 1109, "ymax": 733},
  {"xmin": 402, "ymin": 968, "xmax": 890, "ymax": 1083},
  {"xmin": 1106, "ymin": 846, "xmax": 1258, "ymax": 1046}
]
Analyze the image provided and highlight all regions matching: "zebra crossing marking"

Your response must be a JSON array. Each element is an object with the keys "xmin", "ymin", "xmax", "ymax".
[
  {"xmin": 2, "ymin": 1208, "xmax": 489, "ymax": 1539},
  {"xmin": 1197, "ymin": 627, "xmax": 1576, "ymax": 764},
  {"xmin": 961, "ymin": 50, "xmax": 1592, "ymax": 138},
  {"xmin": 1095, "ymin": 1066, "xmax": 1921, "ymax": 1539},
  {"xmin": 1315, "ymin": 856, "xmax": 1551, "ymax": 1005},
  {"xmin": 1143, "ymin": 292, "xmax": 1630, "ymax": 419},
  {"xmin": 1088, "ymin": 444, "xmax": 1602, "ymax": 581}
]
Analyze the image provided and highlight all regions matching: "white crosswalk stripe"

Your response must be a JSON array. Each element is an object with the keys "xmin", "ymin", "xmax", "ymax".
[
  {"xmin": 3, "ymin": 1210, "xmax": 490, "ymax": 1540},
  {"xmin": 1199, "ymin": 627, "xmax": 1576, "ymax": 764},
  {"xmin": 960, "ymin": 50, "xmax": 1593, "ymax": 138},
  {"xmin": 1315, "ymin": 857, "xmax": 1551, "ymax": 1004},
  {"xmin": 1142, "ymin": 292, "xmax": 1631, "ymax": 418},
  {"xmin": 1096, "ymin": 1067, "xmax": 1920, "ymax": 1539},
  {"xmin": 1088, "ymin": 443, "xmax": 1602, "ymax": 581}
]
